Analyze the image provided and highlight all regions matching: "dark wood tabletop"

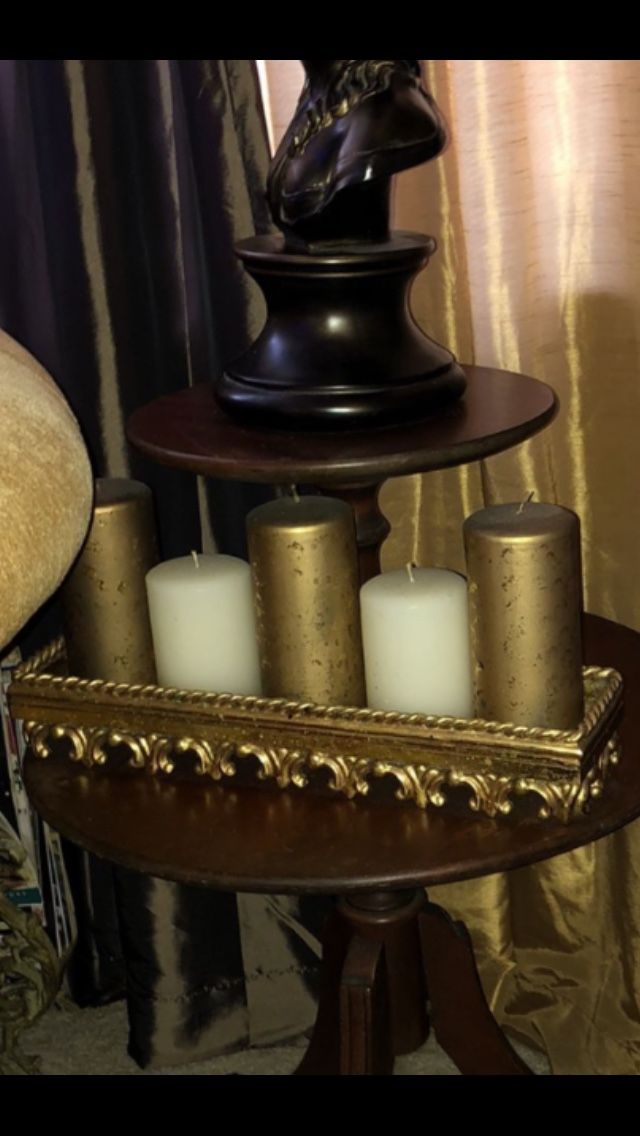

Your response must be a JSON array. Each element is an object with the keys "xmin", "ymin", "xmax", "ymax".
[
  {"xmin": 126, "ymin": 367, "xmax": 557, "ymax": 486},
  {"xmin": 24, "ymin": 614, "xmax": 640, "ymax": 895}
]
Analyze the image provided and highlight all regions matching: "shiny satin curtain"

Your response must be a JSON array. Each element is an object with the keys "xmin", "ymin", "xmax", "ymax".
[
  {"xmin": 1, "ymin": 58, "xmax": 325, "ymax": 1067},
  {"xmin": 262, "ymin": 58, "xmax": 640, "ymax": 1074}
]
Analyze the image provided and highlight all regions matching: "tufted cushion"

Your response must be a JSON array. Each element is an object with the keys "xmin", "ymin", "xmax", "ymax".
[{"xmin": 0, "ymin": 331, "xmax": 93, "ymax": 650}]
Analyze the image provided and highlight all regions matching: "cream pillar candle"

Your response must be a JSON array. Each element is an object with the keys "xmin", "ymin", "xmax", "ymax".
[
  {"xmin": 464, "ymin": 501, "xmax": 583, "ymax": 727},
  {"xmin": 360, "ymin": 566, "xmax": 473, "ymax": 717},
  {"xmin": 145, "ymin": 553, "xmax": 262, "ymax": 694}
]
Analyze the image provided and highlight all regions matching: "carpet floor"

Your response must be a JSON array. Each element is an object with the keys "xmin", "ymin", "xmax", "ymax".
[{"xmin": 23, "ymin": 1001, "xmax": 551, "ymax": 1075}]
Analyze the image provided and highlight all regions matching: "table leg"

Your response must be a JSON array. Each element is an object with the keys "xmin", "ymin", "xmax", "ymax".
[
  {"xmin": 339, "ymin": 936, "xmax": 391, "ymax": 1075},
  {"xmin": 418, "ymin": 900, "xmax": 533, "ymax": 1076},
  {"xmin": 295, "ymin": 890, "xmax": 426, "ymax": 1076},
  {"xmin": 295, "ymin": 912, "xmax": 394, "ymax": 1075},
  {"xmin": 341, "ymin": 891, "xmax": 428, "ymax": 1054},
  {"xmin": 294, "ymin": 910, "xmax": 347, "ymax": 1075}
]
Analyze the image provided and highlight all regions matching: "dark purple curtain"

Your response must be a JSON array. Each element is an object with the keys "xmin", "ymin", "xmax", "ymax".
[{"xmin": 0, "ymin": 59, "xmax": 273, "ymax": 557}]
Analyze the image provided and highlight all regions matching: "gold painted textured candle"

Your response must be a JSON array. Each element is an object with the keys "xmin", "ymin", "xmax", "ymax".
[
  {"xmin": 247, "ymin": 495, "xmax": 365, "ymax": 706},
  {"xmin": 62, "ymin": 478, "xmax": 158, "ymax": 682},
  {"xmin": 464, "ymin": 501, "xmax": 583, "ymax": 728}
]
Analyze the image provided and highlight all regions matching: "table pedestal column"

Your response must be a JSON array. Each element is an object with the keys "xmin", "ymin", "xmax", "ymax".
[{"xmin": 317, "ymin": 481, "xmax": 390, "ymax": 586}]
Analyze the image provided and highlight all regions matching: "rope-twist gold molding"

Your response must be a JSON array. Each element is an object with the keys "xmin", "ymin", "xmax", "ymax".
[
  {"xmin": 12, "ymin": 640, "xmax": 624, "ymax": 823},
  {"xmin": 13, "ymin": 637, "xmax": 621, "ymax": 744}
]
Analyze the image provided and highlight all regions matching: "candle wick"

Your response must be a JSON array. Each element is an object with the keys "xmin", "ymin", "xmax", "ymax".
[
  {"xmin": 517, "ymin": 491, "xmax": 535, "ymax": 515},
  {"xmin": 289, "ymin": 484, "xmax": 300, "ymax": 504},
  {"xmin": 191, "ymin": 550, "xmax": 200, "ymax": 569},
  {"xmin": 406, "ymin": 562, "xmax": 416, "ymax": 584}
]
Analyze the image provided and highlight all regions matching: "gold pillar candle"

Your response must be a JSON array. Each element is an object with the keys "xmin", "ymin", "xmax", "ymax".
[
  {"xmin": 247, "ymin": 496, "xmax": 365, "ymax": 706},
  {"xmin": 464, "ymin": 501, "xmax": 583, "ymax": 728},
  {"xmin": 62, "ymin": 478, "xmax": 158, "ymax": 682}
]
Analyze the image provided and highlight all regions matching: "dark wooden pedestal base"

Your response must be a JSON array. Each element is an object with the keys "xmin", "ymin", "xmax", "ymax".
[
  {"xmin": 296, "ymin": 890, "xmax": 532, "ymax": 1076},
  {"xmin": 218, "ymin": 234, "xmax": 466, "ymax": 429}
]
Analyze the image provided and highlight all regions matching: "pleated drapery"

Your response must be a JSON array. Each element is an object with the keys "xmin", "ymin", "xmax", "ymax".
[{"xmin": 261, "ymin": 58, "xmax": 640, "ymax": 1075}]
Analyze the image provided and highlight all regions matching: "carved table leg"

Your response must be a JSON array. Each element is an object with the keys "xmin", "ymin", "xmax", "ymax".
[
  {"xmin": 341, "ymin": 891, "xmax": 427, "ymax": 1055},
  {"xmin": 295, "ymin": 914, "xmax": 396, "ymax": 1076},
  {"xmin": 295, "ymin": 889, "xmax": 426, "ymax": 1076},
  {"xmin": 418, "ymin": 900, "xmax": 533, "ymax": 1075},
  {"xmin": 295, "ymin": 909, "xmax": 349, "ymax": 1075},
  {"xmin": 339, "ymin": 935, "xmax": 391, "ymax": 1074}
]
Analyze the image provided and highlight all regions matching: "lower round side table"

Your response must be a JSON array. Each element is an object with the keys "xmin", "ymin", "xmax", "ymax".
[
  {"xmin": 24, "ymin": 615, "xmax": 640, "ymax": 1075},
  {"xmin": 27, "ymin": 367, "xmax": 626, "ymax": 1074}
]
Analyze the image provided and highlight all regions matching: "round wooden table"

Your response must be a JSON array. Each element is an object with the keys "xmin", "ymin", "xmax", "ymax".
[
  {"xmin": 127, "ymin": 366, "xmax": 556, "ymax": 485},
  {"xmin": 127, "ymin": 366, "xmax": 556, "ymax": 583},
  {"xmin": 30, "ymin": 364, "xmax": 615, "ymax": 1075}
]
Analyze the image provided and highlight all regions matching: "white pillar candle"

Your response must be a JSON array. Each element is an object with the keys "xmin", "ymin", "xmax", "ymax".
[
  {"xmin": 146, "ymin": 553, "xmax": 262, "ymax": 694},
  {"xmin": 360, "ymin": 566, "xmax": 473, "ymax": 718}
]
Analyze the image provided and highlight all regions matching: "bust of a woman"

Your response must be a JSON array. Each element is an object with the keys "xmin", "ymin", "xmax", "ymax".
[{"xmin": 267, "ymin": 59, "xmax": 447, "ymax": 247}]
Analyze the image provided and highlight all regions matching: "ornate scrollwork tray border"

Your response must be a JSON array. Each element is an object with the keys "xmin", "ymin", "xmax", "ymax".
[{"xmin": 9, "ymin": 639, "xmax": 624, "ymax": 823}]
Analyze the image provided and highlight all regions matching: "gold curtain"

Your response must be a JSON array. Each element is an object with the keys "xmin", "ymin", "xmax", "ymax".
[
  {"xmin": 382, "ymin": 59, "xmax": 640, "ymax": 1076},
  {"xmin": 262, "ymin": 58, "xmax": 640, "ymax": 1074}
]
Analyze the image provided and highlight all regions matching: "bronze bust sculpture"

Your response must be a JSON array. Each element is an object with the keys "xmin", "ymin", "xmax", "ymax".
[
  {"xmin": 268, "ymin": 60, "xmax": 447, "ymax": 246},
  {"xmin": 217, "ymin": 59, "xmax": 466, "ymax": 428}
]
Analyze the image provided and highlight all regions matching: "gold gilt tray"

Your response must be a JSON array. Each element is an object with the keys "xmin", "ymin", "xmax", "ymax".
[{"xmin": 8, "ymin": 638, "xmax": 623, "ymax": 824}]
